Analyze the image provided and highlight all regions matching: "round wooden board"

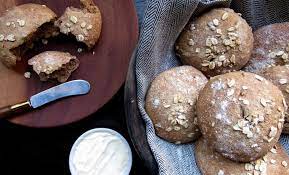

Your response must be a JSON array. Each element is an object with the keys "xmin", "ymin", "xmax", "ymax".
[{"xmin": 0, "ymin": 0, "xmax": 139, "ymax": 127}]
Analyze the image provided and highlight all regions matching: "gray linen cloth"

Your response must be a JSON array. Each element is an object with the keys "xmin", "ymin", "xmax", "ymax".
[{"xmin": 134, "ymin": 0, "xmax": 289, "ymax": 174}]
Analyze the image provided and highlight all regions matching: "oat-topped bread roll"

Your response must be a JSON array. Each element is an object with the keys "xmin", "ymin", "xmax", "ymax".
[
  {"xmin": 0, "ymin": 4, "xmax": 58, "ymax": 68},
  {"xmin": 260, "ymin": 65, "xmax": 289, "ymax": 134},
  {"xmin": 145, "ymin": 66, "xmax": 208, "ymax": 144},
  {"xmin": 28, "ymin": 51, "xmax": 79, "ymax": 83},
  {"xmin": 244, "ymin": 22, "xmax": 289, "ymax": 73},
  {"xmin": 195, "ymin": 138, "xmax": 289, "ymax": 175},
  {"xmin": 175, "ymin": 8, "xmax": 253, "ymax": 77},
  {"xmin": 196, "ymin": 71, "xmax": 286, "ymax": 162},
  {"xmin": 55, "ymin": 0, "xmax": 102, "ymax": 49}
]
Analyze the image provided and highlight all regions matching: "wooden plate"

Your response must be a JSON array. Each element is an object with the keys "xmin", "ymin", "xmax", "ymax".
[{"xmin": 0, "ymin": 0, "xmax": 138, "ymax": 127}]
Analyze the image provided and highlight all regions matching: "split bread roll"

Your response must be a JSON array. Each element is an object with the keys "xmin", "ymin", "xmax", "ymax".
[
  {"xmin": 28, "ymin": 51, "xmax": 79, "ymax": 83},
  {"xmin": 0, "ymin": 3, "xmax": 59, "ymax": 68},
  {"xmin": 55, "ymin": 0, "xmax": 102, "ymax": 49}
]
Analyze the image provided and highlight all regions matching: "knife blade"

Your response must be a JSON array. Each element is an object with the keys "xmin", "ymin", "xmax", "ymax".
[
  {"xmin": 0, "ymin": 80, "xmax": 90, "ymax": 118},
  {"xmin": 30, "ymin": 80, "xmax": 90, "ymax": 108}
]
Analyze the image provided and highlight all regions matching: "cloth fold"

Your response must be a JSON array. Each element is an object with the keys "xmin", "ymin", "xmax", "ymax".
[{"xmin": 134, "ymin": 0, "xmax": 289, "ymax": 174}]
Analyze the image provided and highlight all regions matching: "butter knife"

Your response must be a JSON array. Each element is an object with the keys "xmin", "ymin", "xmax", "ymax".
[{"xmin": 0, "ymin": 80, "xmax": 90, "ymax": 119}]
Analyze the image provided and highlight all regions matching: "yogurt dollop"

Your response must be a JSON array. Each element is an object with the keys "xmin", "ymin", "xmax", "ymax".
[{"xmin": 70, "ymin": 129, "xmax": 132, "ymax": 175}]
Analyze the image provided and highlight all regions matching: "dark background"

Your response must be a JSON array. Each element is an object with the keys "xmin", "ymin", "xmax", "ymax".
[
  {"xmin": 0, "ymin": 0, "xmax": 149, "ymax": 174},
  {"xmin": 0, "ymin": 87, "xmax": 149, "ymax": 174}
]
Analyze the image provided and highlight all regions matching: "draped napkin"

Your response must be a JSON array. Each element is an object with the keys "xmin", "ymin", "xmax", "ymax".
[{"xmin": 134, "ymin": 0, "xmax": 289, "ymax": 174}]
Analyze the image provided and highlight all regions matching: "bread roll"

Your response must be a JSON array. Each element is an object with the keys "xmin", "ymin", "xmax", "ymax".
[
  {"xmin": 195, "ymin": 138, "xmax": 289, "ymax": 175},
  {"xmin": 260, "ymin": 65, "xmax": 289, "ymax": 134},
  {"xmin": 28, "ymin": 51, "xmax": 79, "ymax": 83},
  {"xmin": 197, "ymin": 71, "xmax": 286, "ymax": 162},
  {"xmin": 175, "ymin": 8, "xmax": 253, "ymax": 77},
  {"xmin": 145, "ymin": 66, "xmax": 208, "ymax": 144},
  {"xmin": 0, "ymin": 3, "xmax": 58, "ymax": 68},
  {"xmin": 55, "ymin": 0, "xmax": 102, "ymax": 49},
  {"xmin": 244, "ymin": 22, "xmax": 289, "ymax": 73}
]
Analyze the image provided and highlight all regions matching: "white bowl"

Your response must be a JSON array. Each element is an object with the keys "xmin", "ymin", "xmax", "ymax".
[{"xmin": 69, "ymin": 128, "xmax": 133, "ymax": 175}]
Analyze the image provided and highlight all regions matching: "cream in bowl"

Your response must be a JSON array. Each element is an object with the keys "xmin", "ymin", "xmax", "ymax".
[{"xmin": 69, "ymin": 128, "xmax": 132, "ymax": 175}]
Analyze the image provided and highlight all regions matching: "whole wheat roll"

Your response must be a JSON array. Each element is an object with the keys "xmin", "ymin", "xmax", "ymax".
[
  {"xmin": 196, "ymin": 71, "xmax": 286, "ymax": 162},
  {"xmin": 0, "ymin": 3, "xmax": 58, "ymax": 68},
  {"xmin": 244, "ymin": 22, "xmax": 289, "ymax": 73},
  {"xmin": 145, "ymin": 66, "xmax": 208, "ymax": 144},
  {"xmin": 175, "ymin": 8, "xmax": 253, "ymax": 77},
  {"xmin": 259, "ymin": 65, "xmax": 289, "ymax": 134},
  {"xmin": 195, "ymin": 138, "xmax": 289, "ymax": 175}
]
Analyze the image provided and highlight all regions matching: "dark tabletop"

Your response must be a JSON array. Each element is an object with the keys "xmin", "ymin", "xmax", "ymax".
[{"xmin": 0, "ymin": 1, "xmax": 149, "ymax": 175}]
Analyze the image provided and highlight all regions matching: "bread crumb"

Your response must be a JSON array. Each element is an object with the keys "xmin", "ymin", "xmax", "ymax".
[
  {"xmin": 42, "ymin": 39, "xmax": 48, "ymax": 45},
  {"xmin": 189, "ymin": 24, "xmax": 195, "ymax": 31},
  {"xmin": 77, "ymin": 48, "xmax": 83, "ymax": 53},
  {"xmin": 24, "ymin": 72, "xmax": 31, "ymax": 79}
]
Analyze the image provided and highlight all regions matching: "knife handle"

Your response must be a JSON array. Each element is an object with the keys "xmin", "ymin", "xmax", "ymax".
[{"xmin": 0, "ymin": 101, "xmax": 32, "ymax": 119}]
